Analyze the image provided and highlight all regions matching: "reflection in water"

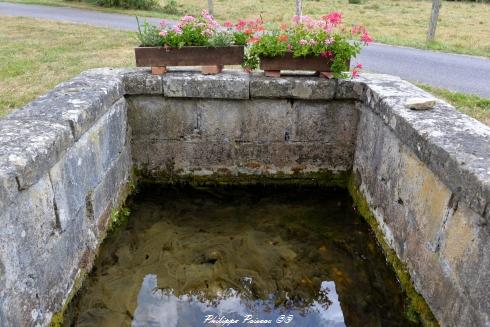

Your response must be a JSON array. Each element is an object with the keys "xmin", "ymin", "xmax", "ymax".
[
  {"xmin": 132, "ymin": 275, "xmax": 345, "ymax": 327},
  {"xmin": 64, "ymin": 185, "xmax": 420, "ymax": 327}
]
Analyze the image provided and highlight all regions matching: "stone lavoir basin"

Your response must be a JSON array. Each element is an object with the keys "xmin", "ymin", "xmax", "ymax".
[{"xmin": 0, "ymin": 68, "xmax": 489, "ymax": 327}]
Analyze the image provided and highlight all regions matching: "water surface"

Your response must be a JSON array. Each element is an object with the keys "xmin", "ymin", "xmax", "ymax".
[{"xmin": 65, "ymin": 185, "xmax": 418, "ymax": 327}]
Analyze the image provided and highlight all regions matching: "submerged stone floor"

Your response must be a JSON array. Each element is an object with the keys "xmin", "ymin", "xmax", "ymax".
[{"xmin": 64, "ymin": 185, "xmax": 417, "ymax": 327}]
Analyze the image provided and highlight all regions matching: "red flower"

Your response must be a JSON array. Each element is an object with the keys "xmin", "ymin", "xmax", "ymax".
[
  {"xmin": 352, "ymin": 70, "xmax": 360, "ymax": 78},
  {"xmin": 277, "ymin": 34, "xmax": 288, "ymax": 42},
  {"xmin": 280, "ymin": 23, "xmax": 289, "ymax": 30},
  {"xmin": 236, "ymin": 19, "xmax": 247, "ymax": 31},
  {"xmin": 361, "ymin": 32, "xmax": 373, "ymax": 44},
  {"xmin": 244, "ymin": 28, "xmax": 253, "ymax": 35},
  {"xmin": 321, "ymin": 50, "xmax": 334, "ymax": 58},
  {"xmin": 248, "ymin": 36, "xmax": 260, "ymax": 43},
  {"xmin": 356, "ymin": 63, "xmax": 363, "ymax": 69},
  {"xmin": 323, "ymin": 11, "xmax": 342, "ymax": 26},
  {"xmin": 223, "ymin": 21, "xmax": 233, "ymax": 28}
]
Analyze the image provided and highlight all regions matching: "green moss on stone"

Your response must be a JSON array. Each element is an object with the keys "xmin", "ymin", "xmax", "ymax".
[
  {"xmin": 49, "ymin": 177, "xmax": 136, "ymax": 326},
  {"xmin": 347, "ymin": 174, "xmax": 439, "ymax": 327},
  {"xmin": 49, "ymin": 269, "xmax": 88, "ymax": 327},
  {"xmin": 135, "ymin": 168, "xmax": 350, "ymax": 188}
]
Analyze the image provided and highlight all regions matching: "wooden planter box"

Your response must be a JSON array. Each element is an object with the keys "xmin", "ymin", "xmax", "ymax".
[
  {"xmin": 260, "ymin": 53, "xmax": 348, "ymax": 78},
  {"xmin": 135, "ymin": 45, "xmax": 244, "ymax": 75}
]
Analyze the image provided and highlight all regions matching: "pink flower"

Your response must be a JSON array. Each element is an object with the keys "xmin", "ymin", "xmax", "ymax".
[
  {"xmin": 293, "ymin": 15, "xmax": 301, "ymax": 24},
  {"xmin": 236, "ymin": 19, "xmax": 247, "ymax": 31},
  {"xmin": 201, "ymin": 28, "xmax": 214, "ymax": 37},
  {"xmin": 324, "ymin": 11, "xmax": 342, "ymax": 26},
  {"xmin": 325, "ymin": 37, "xmax": 334, "ymax": 45},
  {"xmin": 321, "ymin": 50, "xmax": 334, "ymax": 58},
  {"xmin": 324, "ymin": 22, "xmax": 334, "ymax": 33},
  {"xmin": 173, "ymin": 26, "xmax": 182, "ymax": 34},
  {"xmin": 159, "ymin": 30, "xmax": 168, "ymax": 37},
  {"xmin": 361, "ymin": 32, "xmax": 373, "ymax": 44},
  {"xmin": 308, "ymin": 39, "xmax": 318, "ymax": 46},
  {"xmin": 299, "ymin": 39, "xmax": 308, "ymax": 45},
  {"xmin": 181, "ymin": 15, "xmax": 196, "ymax": 23},
  {"xmin": 352, "ymin": 70, "xmax": 360, "ymax": 78},
  {"xmin": 356, "ymin": 63, "xmax": 363, "ymax": 69},
  {"xmin": 159, "ymin": 20, "xmax": 168, "ymax": 28},
  {"xmin": 223, "ymin": 21, "xmax": 233, "ymax": 28}
]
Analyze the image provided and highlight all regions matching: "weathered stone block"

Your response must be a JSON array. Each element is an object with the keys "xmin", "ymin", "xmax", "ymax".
[
  {"xmin": 123, "ymin": 69, "xmax": 163, "ymax": 95},
  {"xmin": 128, "ymin": 97, "xmax": 290, "ymax": 143},
  {"xmin": 162, "ymin": 71, "xmax": 249, "ymax": 99},
  {"xmin": 8, "ymin": 71, "xmax": 124, "ymax": 141},
  {"xmin": 353, "ymin": 106, "xmax": 490, "ymax": 327},
  {"xmin": 250, "ymin": 75, "xmax": 336, "ymax": 99},
  {"xmin": 0, "ymin": 119, "xmax": 73, "ymax": 190},
  {"xmin": 0, "ymin": 174, "xmax": 60, "ymax": 326},
  {"xmin": 335, "ymin": 78, "xmax": 366, "ymax": 100},
  {"xmin": 291, "ymin": 100, "xmax": 359, "ymax": 143},
  {"xmin": 91, "ymin": 145, "xmax": 131, "ymax": 228},
  {"xmin": 49, "ymin": 99, "xmax": 128, "ymax": 230}
]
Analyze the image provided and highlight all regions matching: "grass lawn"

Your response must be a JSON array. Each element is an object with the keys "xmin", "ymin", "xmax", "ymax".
[
  {"xmin": 7, "ymin": 0, "xmax": 490, "ymax": 58},
  {"xmin": 418, "ymin": 84, "xmax": 490, "ymax": 126},
  {"xmin": 0, "ymin": 16, "xmax": 489, "ymax": 128},
  {"xmin": 0, "ymin": 17, "xmax": 135, "ymax": 117}
]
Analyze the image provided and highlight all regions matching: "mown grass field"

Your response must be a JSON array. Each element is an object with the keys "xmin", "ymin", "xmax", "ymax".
[
  {"xmin": 0, "ymin": 16, "xmax": 488, "ymax": 126},
  {"xmin": 0, "ymin": 17, "xmax": 135, "ymax": 117},
  {"xmin": 8, "ymin": 0, "xmax": 490, "ymax": 58}
]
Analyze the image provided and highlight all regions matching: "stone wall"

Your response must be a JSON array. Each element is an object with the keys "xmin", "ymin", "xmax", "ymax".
[
  {"xmin": 0, "ymin": 68, "xmax": 488, "ymax": 327},
  {"xmin": 0, "ymin": 69, "xmax": 132, "ymax": 326},
  {"xmin": 351, "ymin": 76, "xmax": 490, "ymax": 327}
]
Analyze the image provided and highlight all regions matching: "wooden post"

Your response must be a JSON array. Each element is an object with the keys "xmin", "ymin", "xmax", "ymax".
[
  {"xmin": 427, "ymin": 0, "xmax": 442, "ymax": 43},
  {"xmin": 295, "ymin": 0, "xmax": 302, "ymax": 20},
  {"xmin": 208, "ymin": 0, "xmax": 214, "ymax": 16}
]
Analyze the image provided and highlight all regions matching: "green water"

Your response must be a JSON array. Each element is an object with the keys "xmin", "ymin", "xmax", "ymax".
[{"xmin": 64, "ymin": 185, "xmax": 419, "ymax": 327}]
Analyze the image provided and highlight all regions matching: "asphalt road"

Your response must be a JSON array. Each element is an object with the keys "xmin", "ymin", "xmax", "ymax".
[{"xmin": 1, "ymin": 2, "xmax": 489, "ymax": 97}]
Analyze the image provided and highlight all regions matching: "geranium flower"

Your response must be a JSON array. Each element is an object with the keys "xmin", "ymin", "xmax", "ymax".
[
  {"xmin": 299, "ymin": 39, "xmax": 308, "ymax": 45},
  {"xmin": 321, "ymin": 50, "xmax": 334, "ymax": 58},
  {"xmin": 323, "ymin": 12, "xmax": 342, "ymax": 26},
  {"xmin": 248, "ymin": 36, "xmax": 261, "ymax": 43},
  {"xmin": 325, "ymin": 37, "xmax": 334, "ymax": 45},
  {"xmin": 356, "ymin": 63, "xmax": 363, "ymax": 69},
  {"xmin": 352, "ymin": 70, "xmax": 360, "ymax": 78},
  {"xmin": 236, "ymin": 19, "xmax": 247, "ymax": 31},
  {"xmin": 361, "ymin": 32, "xmax": 373, "ymax": 44},
  {"xmin": 181, "ymin": 15, "xmax": 196, "ymax": 24},
  {"xmin": 244, "ymin": 28, "xmax": 253, "ymax": 35},
  {"xmin": 278, "ymin": 34, "xmax": 288, "ymax": 42},
  {"xmin": 280, "ymin": 23, "xmax": 289, "ymax": 31},
  {"xmin": 223, "ymin": 21, "xmax": 233, "ymax": 28}
]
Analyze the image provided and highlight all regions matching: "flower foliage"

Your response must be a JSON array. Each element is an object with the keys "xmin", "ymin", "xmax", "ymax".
[
  {"xmin": 136, "ymin": 11, "xmax": 372, "ymax": 78},
  {"xmin": 245, "ymin": 13, "xmax": 373, "ymax": 78},
  {"xmin": 136, "ymin": 10, "xmax": 247, "ymax": 48}
]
